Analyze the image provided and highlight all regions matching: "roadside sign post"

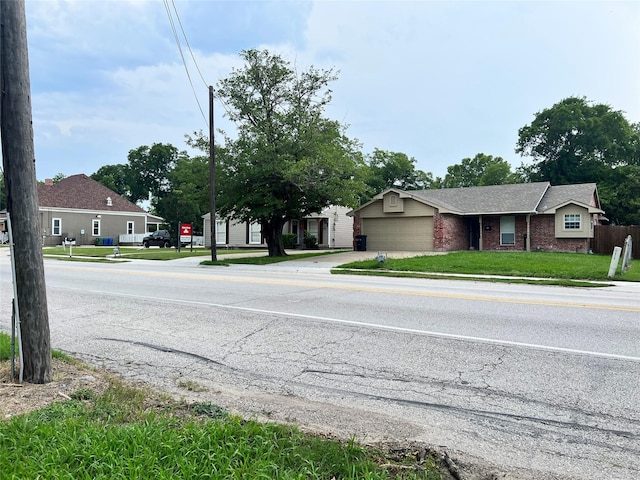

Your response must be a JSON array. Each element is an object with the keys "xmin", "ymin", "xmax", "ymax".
[{"xmin": 179, "ymin": 223, "xmax": 193, "ymax": 253}]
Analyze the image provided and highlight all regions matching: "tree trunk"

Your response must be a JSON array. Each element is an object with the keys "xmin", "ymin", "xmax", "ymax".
[
  {"xmin": 0, "ymin": 0, "xmax": 52, "ymax": 383},
  {"xmin": 264, "ymin": 218, "xmax": 287, "ymax": 257}
]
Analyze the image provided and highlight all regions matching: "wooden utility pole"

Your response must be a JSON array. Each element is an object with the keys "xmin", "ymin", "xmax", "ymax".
[
  {"xmin": 209, "ymin": 85, "xmax": 217, "ymax": 261},
  {"xmin": 0, "ymin": 0, "xmax": 52, "ymax": 383}
]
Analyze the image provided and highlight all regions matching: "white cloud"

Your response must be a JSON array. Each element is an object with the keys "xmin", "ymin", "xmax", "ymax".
[{"xmin": 19, "ymin": 0, "xmax": 640, "ymax": 181}]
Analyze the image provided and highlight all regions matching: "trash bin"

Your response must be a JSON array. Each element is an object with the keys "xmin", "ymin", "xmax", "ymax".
[{"xmin": 355, "ymin": 234, "xmax": 367, "ymax": 251}]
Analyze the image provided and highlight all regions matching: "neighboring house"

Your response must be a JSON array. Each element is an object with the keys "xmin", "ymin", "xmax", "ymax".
[
  {"xmin": 349, "ymin": 182, "xmax": 604, "ymax": 253},
  {"xmin": 35, "ymin": 174, "xmax": 164, "ymax": 246},
  {"xmin": 202, "ymin": 206, "xmax": 354, "ymax": 249}
]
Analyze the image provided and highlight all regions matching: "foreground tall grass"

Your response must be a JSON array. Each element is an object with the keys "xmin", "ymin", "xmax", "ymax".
[
  {"xmin": 337, "ymin": 251, "xmax": 640, "ymax": 282},
  {"xmin": 0, "ymin": 376, "xmax": 441, "ymax": 479}
]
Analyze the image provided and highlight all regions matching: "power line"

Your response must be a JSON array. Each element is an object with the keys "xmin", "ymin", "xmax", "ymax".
[
  {"xmin": 170, "ymin": 0, "xmax": 208, "ymax": 90},
  {"xmin": 162, "ymin": 0, "xmax": 236, "ymax": 130},
  {"xmin": 163, "ymin": 0, "xmax": 208, "ymax": 127}
]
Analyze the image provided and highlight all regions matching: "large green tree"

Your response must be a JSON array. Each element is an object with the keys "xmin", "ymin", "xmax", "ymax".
[
  {"xmin": 91, "ymin": 164, "xmax": 132, "ymax": 199},
  {"xmin": 443, "ymin": 153, "xmax": 517, "ymax": 188},
  {"xmin": 154, "ymin": 155, "xmax": 210, "ymax": 236},
  {"xmin": 516, "ymin": 97, "xmax": 640, "ymax": 224},
  {"xmin": 209, "ymin": 49, "xmax": 365, "ymax": 256},
  {"xmin": 363, "ymin": 149, "xmax": 433, "ymax": 200},
  {"xmin": 516, "ymin": 97, "xmax": 637, "ymax": 184},
  {"xmin": 127, "ymin": 143, "xmax": 187, "ymax": 204}
]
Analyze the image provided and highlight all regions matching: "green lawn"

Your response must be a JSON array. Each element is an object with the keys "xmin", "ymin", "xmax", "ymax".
[
  {"xmin": 336, "ymin": 251, "xmax": 640, "ymax": 282},
  {"xmin": 201, "ymin": 250, "xmax": 349, "ymax": 266},
  {"xmin": 43, "ymin": 246, "xmax": 263, "ymax": 261}
]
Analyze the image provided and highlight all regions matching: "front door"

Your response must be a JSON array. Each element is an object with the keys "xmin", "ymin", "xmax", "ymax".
[{"xmin": 468, "ymin": 217, "xmax": 480, "ymax": 250}]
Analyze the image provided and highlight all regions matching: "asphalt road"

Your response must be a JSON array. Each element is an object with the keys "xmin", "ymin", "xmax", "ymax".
[{"xmin": 1, "ymin": 251, "xmax": 639, "ymax": 479}]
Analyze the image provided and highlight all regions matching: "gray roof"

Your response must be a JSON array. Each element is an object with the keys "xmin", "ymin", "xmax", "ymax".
[
  {"xmin": 412, "ymin": 182, "xmax": 550, "ymax": 214},
  {"xmin": 537, "ymin": 183, "xmax": 600, "ymax": 212},
  {"xmin": 360, "ymin": 182, "xmax": 602, "ymax": 216}
]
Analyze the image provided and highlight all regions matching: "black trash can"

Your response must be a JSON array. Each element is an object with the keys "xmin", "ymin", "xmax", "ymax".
[{"xmin": 355, "ymin": 234, "xmax": 367, "ymax": 251}]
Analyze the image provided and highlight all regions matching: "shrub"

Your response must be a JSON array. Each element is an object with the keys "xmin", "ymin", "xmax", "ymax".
[{"xmin": 282, "ymin": 233, "xmax": 297, "ymax": 249}]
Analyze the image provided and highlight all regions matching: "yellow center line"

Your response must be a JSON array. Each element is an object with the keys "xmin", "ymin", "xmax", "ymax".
[{"xmin": 47, "ymin": 264, "xmax": 640, "ymax": 313}]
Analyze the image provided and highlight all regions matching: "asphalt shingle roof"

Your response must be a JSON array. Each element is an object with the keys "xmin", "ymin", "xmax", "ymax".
[
  {"xmin": 410, "ymin": 182, "xmax": 550, "ymax": 214},
  {"xmin": 37, "ymin": 174, "xmax": 146, "ymax": 213},
  {"xmin": 371, "ymin": 182, "xmax": 601, "ymax": 215}
]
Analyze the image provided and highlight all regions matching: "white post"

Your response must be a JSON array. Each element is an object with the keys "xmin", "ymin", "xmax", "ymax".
[
  {"xmin": 6, "ymin": 212, "xmax": 24, "ymax": 383},
  {"xmin": 608, "ymin": 246, "xmax": 622, "ymax": 278}
]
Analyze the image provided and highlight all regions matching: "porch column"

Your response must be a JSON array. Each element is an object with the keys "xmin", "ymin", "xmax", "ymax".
[
  {"xmin": 526, "ymin": 214, "xmax": 531, "ymax": 252},
  {"xmin": 478, "ymin": 216, "xmax": 483, "ymax": 251}
]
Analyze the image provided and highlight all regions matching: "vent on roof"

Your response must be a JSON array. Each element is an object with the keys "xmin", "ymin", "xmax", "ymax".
[{"xmin": 106, "ymin": 197, "xmax": 112, "ymax": 206}]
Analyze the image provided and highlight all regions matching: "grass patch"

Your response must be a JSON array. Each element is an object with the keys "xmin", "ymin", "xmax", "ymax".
[
  {"xmin": 201, "ymin": 250, "xmax": 349, "ymax": 266},
  {"xmin": 0, "ymin": 332, "xmax": 11, "ymax": 361},
  {"xmin": 43, "ymin": 246, "xmax": 264, "ymax": 261},
  {"xmin": 336, "ymin": 251, "xmax": 640, "ymax": 282},
  {"xmin": 331, "ymin": 268, "xmax": 612, "ymax": 287},
  {"xmin": 0, "ymin": 332, "xmax": 77, "ymax": 363},
  {"xmin": 0, "ymin": 377, "xmax": 442, "ymax": 479}
]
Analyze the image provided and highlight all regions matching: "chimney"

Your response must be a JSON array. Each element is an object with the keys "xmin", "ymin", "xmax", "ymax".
[{"xmin": 45, "ymin": 178, "xmax": 53, "ymax": 186}]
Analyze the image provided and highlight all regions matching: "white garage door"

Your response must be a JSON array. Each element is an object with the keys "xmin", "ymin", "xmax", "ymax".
[{"xmin": 362, "ymin": 217, "xmax": 433, "ymax": 251}]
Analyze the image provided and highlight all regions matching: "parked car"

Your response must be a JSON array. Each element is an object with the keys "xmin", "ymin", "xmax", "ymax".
[{"xmin": 142, "ymin": 230, "xmax": 172, "ymax": 248}]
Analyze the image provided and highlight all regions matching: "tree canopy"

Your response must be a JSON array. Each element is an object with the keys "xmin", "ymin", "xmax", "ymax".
[
  {"xmin": 442, "ymin": 153, "xmax": 517, "ymax": 188},
  {"xmin": 516, "ymin": 96, "xmax": 637, "ymax": 184},
  {"xmin": 206, "ymin": 49, "xmax": 365, "ymax": 256},
  {"xmin": 516, "ymin": 96, "xmax": 640, "ymax": 224},
  {"xmin": 363, "ymin": 149, "xmax": 433, "ymax": 200}
]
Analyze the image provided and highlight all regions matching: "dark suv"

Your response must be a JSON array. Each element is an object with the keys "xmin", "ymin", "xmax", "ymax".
[{"xmin": 142, "ymin": 230, "xmax": 172, "ymax": 248}]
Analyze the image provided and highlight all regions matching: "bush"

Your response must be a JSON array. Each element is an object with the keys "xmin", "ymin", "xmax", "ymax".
[
  {"xmin": 303, "ymin": 232, "xmax": 318, "ymax": 249},
  {"xmin": 282, "ymin": 233, "xmax": 297, "ymax": 249}
]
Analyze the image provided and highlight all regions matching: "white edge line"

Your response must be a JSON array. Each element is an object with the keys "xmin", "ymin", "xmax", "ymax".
[{"xmin": 79, "ymin": 289, "xmax": 640, "ymax": 363}]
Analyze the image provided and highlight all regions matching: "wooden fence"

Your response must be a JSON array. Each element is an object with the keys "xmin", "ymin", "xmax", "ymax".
[{"xmin": 592, "ymin": 225, "xmax": 639, "ymax": 258}]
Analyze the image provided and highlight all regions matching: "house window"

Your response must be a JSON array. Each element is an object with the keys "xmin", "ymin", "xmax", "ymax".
[
  {"xmin": 564, "ymin": 214, "xmax": 581, "ymax": 230},
  {"xmin": 127, "ymin": 221, "xmax": 134, "ymax": 235},
  {"xmin": 92, "ymin": 219, "xmax": 101, "ymax": 236},
  {"xmin": 500, "ymin": 216, "xmax": 515, "ymax": 245},
  {"xmin": 216, "ymin": 220, "xmax": 227, "ymax": 244},
  {"xmin": 248, "ymin": 222, "xmax": 262, "ymax": 244},
  {"xmin": 389, "ymin": 194, "xmax": 398, "ymax": 207},
  {"xmin": 52, "ymin": 218, "xmax": 62, "ymax": 236}
]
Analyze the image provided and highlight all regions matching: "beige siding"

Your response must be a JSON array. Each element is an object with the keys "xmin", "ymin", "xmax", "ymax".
[
  {"xmin": 555, "ymin": 205, "xmax": 592, "ymax": 238},
  {"xmin": 360, "ymin": 199, "xmax": 435, "ymax": 218},
  {"xmin": 362, "ymin": 217, "xmax": 433, "ymax": 251}
]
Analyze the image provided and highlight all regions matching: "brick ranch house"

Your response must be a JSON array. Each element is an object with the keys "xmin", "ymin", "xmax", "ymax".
[{"xmin": 348, "ymin": 182, "xmax": 604, "ymax": 253}]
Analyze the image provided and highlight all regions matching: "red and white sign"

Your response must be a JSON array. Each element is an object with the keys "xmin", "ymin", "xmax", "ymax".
[{"xmin": 180, "ymin": 223, "xmax": 193, "ymax": 236}]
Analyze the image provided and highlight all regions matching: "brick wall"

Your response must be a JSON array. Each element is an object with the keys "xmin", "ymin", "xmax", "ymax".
[
  {"xmin": 529, "ymin": 215, "xmax": 590, "ymax": 253},
  {"xmin": 351, "ymin": 213, "xmax": 361, "ymax": 250},
  {"xmin": 434, "ymin": 214, "xmax": 469, "ymax": 251}
]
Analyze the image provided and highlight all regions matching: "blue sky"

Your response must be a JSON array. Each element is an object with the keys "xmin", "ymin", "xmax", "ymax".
[{"xmin": 21, "ymin": 0, "xmax": 640, "ymax": 182}]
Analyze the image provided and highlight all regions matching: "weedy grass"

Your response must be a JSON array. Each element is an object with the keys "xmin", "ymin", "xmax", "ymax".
[
  {"xmin": 0, "ymin": 376, "xmax": 441, "ymax": 479},
  {"xmin": 0, "ymin": 332, "xmax": 11, "ymax": 360},
  {"xmin": 0, "ymin": 332, "xmax": 74, "ymax": 362},
  {"xmin": 337, "ymin": 251, "xmax": 640, "ymax": 282}
]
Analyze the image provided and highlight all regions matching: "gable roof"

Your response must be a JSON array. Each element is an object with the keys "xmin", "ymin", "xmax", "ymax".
[
  {"xmin": 352, "ymin": 182, "xmax": 603, "ymax": 216},
  {"xmin": 536, "ymin": 183, "xmax": 602, "ymax": 213},
  {"xmin": 38, "ymin": 174, "xmax": 147, "ymax": 213},
  {"xmin": 413, "ymin": 182, "xmax": 550, "ymax": 215}
]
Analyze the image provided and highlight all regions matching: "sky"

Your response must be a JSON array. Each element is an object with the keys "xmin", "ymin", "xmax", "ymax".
[{"xmin": 15, "ymin": 0, "xmax": 640, "ymax": 183}]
